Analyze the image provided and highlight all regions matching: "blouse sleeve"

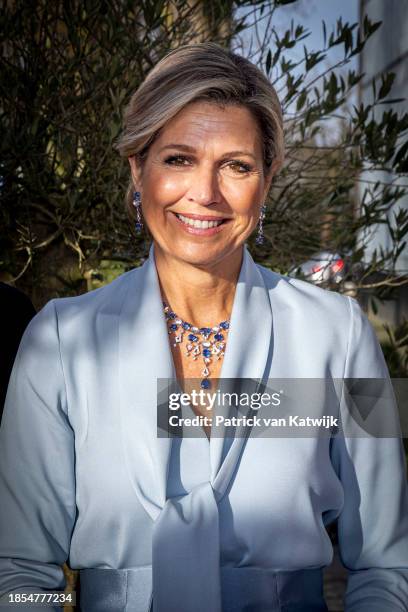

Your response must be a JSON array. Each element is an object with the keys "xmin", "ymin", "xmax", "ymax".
[
  {"xmin": 330, "ymin": 296, "xmax": 408, "ymax": 611},
  {"xmin": 0, "ymin": 300, "xmax": 76, "ymax": 610}
]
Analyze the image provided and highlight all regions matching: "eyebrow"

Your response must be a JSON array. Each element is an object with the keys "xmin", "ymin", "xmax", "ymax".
[{"xmin": 158, "ymin": 143, "xmax": 257, "ymax": 160}]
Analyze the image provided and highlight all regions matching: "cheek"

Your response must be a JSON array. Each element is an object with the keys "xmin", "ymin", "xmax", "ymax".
[
  {"xmin": 144, "ymin": 169, "xmax": 188, "ymax": 205},
  {"xmin": 221, "ymin": 179, "xmax": 263, "ymax": 215}
]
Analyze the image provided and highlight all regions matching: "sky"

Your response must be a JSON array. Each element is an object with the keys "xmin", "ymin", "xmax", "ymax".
[
  {"xmin": 275, "ymin": 0, "xmax": 359, "ymax": 54},
  {"xmin": 275, "ymin": 0, "xmax": 360, "ymax": 104},
  {"xmin": 235, "ymin": 1, "xmax": 362, "ymax": 140},
  {"xmin": 236, "ymin": 0, "xmax": 360, "ymax": 80},
  {"xmin": 234, "ymin": 1, "xmax": 408, "ymax": 271}
]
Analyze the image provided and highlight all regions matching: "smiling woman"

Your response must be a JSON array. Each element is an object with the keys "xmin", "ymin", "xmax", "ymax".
[
  {"xmin": 0, "ymin": 42, "xmax": 408, "ymax": 612},
  {"xmin": 119, "ymin": 50, "xmax": 283, "ymax": 279},
  {"xmin": 112, "ymin": 44, "xmax": 285, "ymax": 411},
  {"xmin": 127, "ymin": 101, "xmax": 271, "ymax": 267}
]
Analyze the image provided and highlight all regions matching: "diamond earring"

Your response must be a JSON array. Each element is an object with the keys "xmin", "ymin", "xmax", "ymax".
[
  {"xmin": 132, "ymin": 191, "xmax": 143, "ymax": 234},
  {"xmin": 255, "ymin": 204, "xmax": 267, "ymax": 245}
]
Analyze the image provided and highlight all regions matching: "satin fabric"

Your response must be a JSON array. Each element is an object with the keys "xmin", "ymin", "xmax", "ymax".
[
  {"xmin": 0, "ymin": 242, "xmax": 407, "ymax": 611},
  {"xmin": 79, "ymin": 566, "xmax": 329, "ymax": 612}
]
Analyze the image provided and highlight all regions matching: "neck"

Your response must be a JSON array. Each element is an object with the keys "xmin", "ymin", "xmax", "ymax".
[{"xmin": 153, "ymin": 244, "xmax": 244, "ymax": 328}]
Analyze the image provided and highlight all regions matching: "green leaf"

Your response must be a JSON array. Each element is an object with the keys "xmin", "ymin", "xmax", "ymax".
[
  {"xmin": 394, "ymin": 140, "xmax": 408, "ymax": 172},
  {"xmin": 296, "ymin": 90, "xmax": 307, "ymax": 111},
  {"xmin": 363, "ymin": 16, "xmax": 382, "ymax": 38},
  {"xmin": 396, "ymin": 242, "xmax": 407, "ymax": 259},
  {"xmin": 295, "ymin": 25, "xmax": 304, "ymax": 38},
  {"xmin": 322, "ymin": 20, "xmax": 327, "ymax": 46},
  {"xmin": 371, "ymin": 77, "xmax": 377, "ymax": 99},
  {"xmin": 378, "ymin": 98, "xmax": 405, "ymax": 105},
  {"xmin": 304, "ymin": 49, "xmax": 326, "ymax": 71},
  {"xmin": 266, "ymin": 49, "xmax": 272, "ymax": 75},
  {"xmin": 378, "ymin": 72, "xmax": 396, "ymax": 100}
]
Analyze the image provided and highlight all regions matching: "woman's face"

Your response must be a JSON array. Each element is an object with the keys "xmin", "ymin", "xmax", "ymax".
[{"xmin": 128, "ymin": 100, "xmax": 275, "ymax": 268}]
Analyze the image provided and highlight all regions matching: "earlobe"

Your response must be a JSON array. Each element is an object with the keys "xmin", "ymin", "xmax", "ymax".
[
  {"xmin": 264, "ymin": 159, "xmax": 280, "ymax": 197},
  {"xmin": 128, "ymin": 155, "xmax": 142, "ymax": 188},
  {"xmin": 263, "ymin": 174, "xmax": 274, "ymax": 200},
  {"xmin": 270, "ymin": 158, "xmax": 282, "ymax": 178}
]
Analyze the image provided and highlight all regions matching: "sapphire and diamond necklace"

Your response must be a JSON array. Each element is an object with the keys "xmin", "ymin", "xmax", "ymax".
[{"xmin": 162, "ymin": 301, "xmax": 230, "ymax": 389}]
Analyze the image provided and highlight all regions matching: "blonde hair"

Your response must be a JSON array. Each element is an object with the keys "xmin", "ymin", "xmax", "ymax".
[{"xmin": 114, "ymin": 42, "xmax": 284, "ymax": 221}]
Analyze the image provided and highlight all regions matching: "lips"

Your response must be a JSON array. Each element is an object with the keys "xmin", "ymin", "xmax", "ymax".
[
  {"xmin": 175, "ymin": 212, "xmax": 225, "ymax": 229},
  {"xmin": 172, "ymin": 211, "xmax": 230, "ymax": 235}
]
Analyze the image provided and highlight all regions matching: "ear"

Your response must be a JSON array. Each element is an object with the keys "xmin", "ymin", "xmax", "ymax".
[
  {"xmin": 128, "ymin": 155, "xmax": 143, "ymax": 190},
  {"xmin": 263, "ymin": 158, "xmax": 281, "ymax": 200}
]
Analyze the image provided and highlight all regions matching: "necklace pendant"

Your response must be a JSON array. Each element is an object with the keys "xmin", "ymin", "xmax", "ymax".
[{"xmin": 162, "ymin": 301, "xmax": 230, "ymax": 385}]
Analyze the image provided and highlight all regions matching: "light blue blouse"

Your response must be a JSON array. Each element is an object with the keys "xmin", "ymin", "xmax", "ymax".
[{"xmin": 0, "ymin": 242, "xmax": 407, "ymax": 611}]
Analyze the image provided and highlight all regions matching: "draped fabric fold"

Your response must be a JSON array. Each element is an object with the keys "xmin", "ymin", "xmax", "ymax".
[
  {"xmin": 118, "ymin": 242, "xmax": 274, "ymax": 611},
  {"xmin": 152, "ymin": 482, "xmax": 221, "ymax": 612}
]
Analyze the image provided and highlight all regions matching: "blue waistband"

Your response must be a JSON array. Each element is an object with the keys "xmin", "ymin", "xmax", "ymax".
[{"xmin": 79, "ymin": 566, "xmax": 329, "ymax": 612}]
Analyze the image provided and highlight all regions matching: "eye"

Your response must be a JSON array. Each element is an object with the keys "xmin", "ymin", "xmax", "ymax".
[
  {"xmin": 225, "ymin": 160, "xmax": 253, "ymax": 174},
  {"xmin": 164, "ymin": 154, "xmax": 192, "ymax": 166}
]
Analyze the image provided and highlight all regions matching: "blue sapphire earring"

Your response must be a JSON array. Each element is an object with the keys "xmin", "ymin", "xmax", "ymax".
[
  {"xmin": 132, "ymin": 191, "xmax": 143, "ymax": 234},
  {"xmin": 255, "ymin": 204, "xmax": 267, "ymax": 245}
]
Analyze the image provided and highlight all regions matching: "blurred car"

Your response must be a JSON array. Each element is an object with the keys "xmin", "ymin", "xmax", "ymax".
[
  {"xmin": 288, "ymin": 251, "xmax": 348, "ymax": 285},
  {"xmin": 288, "ymin": 251, "xmax": 364, "ymax": 298}
]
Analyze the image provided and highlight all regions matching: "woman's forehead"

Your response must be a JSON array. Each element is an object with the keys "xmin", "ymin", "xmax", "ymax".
[{"xmin": 153, "ymin": 102, "xmax": 262, "ymax": 153}]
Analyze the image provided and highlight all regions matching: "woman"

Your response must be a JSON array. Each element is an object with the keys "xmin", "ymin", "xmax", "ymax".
[{"xmin": 0, "ymin": 42, "xmax": 407, "ymax": 612}]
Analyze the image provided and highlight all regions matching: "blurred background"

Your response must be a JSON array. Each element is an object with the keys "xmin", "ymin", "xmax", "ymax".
[{"xmin": 0, "ymin": 1, "xmax": 407, "ymax": 610}]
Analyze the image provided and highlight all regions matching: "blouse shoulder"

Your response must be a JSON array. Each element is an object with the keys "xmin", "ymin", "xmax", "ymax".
[
  {"xmin": 50, "ymin": 265, "xmax": 141, "ymax": 320},
  {"xmin": 255, "ymin": 261, "xmax": 352, "ymax": 323}
]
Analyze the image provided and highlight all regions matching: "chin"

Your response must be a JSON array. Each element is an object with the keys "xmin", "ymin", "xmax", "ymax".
[{"xmin": 169, "ymin": 241, "xmax": 235, "ymax": 268}]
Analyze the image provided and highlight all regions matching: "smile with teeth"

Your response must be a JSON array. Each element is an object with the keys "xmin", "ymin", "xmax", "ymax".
[{"xmin": 175, "ymin": 213, "xmax": 224, "ymax": 229}]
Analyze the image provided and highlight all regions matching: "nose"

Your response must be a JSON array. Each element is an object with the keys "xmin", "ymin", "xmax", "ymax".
[{"xmin": 185, "ymin": 163, "xmax": 220, "ymax": 207}]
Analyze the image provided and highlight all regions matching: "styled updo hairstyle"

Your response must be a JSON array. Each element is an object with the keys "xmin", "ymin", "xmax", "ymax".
[{"xmin": 114, "ymin": 42, "xmax": 284, "ymax": 223}]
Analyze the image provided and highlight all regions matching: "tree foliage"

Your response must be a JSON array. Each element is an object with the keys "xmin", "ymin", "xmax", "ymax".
[
  {"xmin": 237, "ymin": 6, "xmax": 408, "ymax": 293},
  {"xmin": 1, "ymin": 0, "xmax": 407, "ymax": 309}
]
